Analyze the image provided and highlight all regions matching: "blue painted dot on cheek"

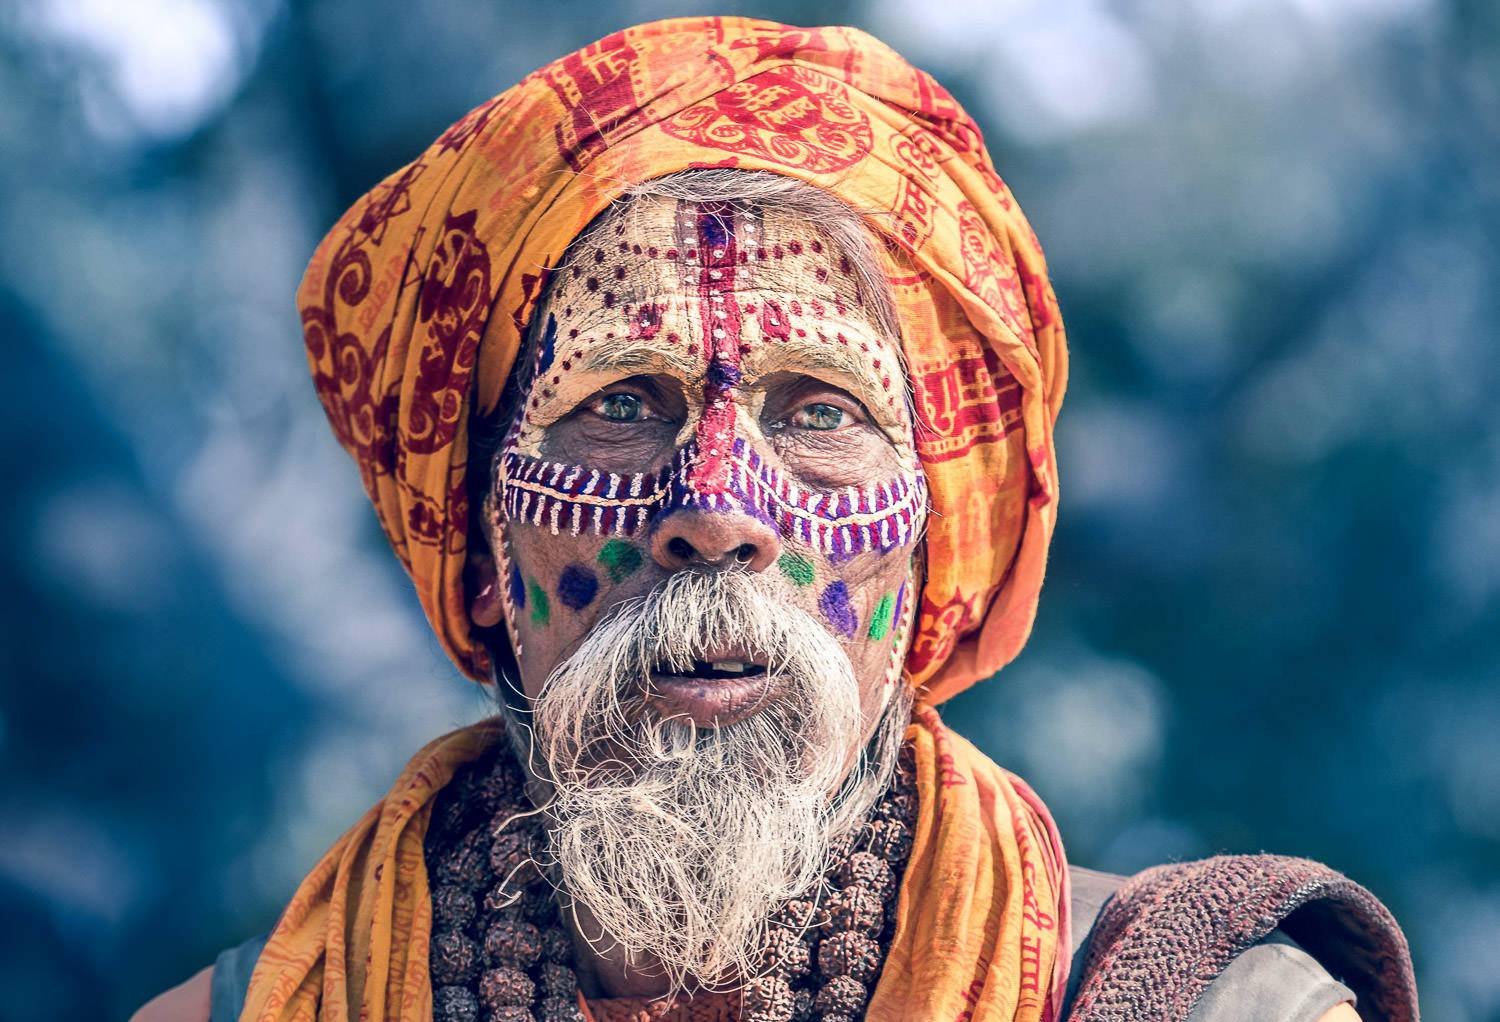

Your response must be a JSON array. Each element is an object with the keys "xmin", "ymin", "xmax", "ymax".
[
  {"xmin": 557, "ymin": 564, "xmax": 599, "ymax": 611},
  {"xmin": 819, "ymin": 580, "xmax": 858, "ymax": 638},
  {"xmin": 508, "ymin": 564, "xmax": 526, "ymax": 610}
]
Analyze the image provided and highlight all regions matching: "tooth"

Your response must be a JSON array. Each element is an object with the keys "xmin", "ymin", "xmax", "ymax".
[{"xmin": 711, "ymin": 661, "xmax": 745, "ymax": 673}]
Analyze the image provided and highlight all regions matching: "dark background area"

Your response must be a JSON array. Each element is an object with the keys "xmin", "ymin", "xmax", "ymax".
[{"xmin": 2, "ymin": 1, "xmax": 1496, "ymax": 1018}]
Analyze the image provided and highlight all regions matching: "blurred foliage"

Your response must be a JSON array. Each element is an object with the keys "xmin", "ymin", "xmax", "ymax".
[{"xmin": 1, "ymin": 1, "xmax": 1496, "ymax": 1018}]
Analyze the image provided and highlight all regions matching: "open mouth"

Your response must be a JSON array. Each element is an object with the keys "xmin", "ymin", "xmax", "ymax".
[
  {"xmin": 646, "ymin": 655, "xmax": 775, "ymax": 725},
  {"xmin": 665, "ymin": 659, "xmax": 768, "ymax": 681}
]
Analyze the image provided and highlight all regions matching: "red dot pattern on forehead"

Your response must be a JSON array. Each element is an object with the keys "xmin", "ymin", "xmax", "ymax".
[{"xmin": 534, "ymin": 199, "xmax": 883, "ymax": 358}]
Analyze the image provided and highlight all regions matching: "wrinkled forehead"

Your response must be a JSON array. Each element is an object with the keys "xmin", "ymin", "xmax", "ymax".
[{"xmin": 528, "ymin": 192, "xmax": 907, "ymax": 426}]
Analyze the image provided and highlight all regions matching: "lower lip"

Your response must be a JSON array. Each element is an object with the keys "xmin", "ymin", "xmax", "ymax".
[{"xmin": 645, "ymin": 670, "xmax": 775, "ymax": 727}]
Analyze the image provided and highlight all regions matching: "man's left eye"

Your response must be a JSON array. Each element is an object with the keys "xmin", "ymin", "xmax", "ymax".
[
  {"xmin": 792, "ymin": 403, "xmax": 846, "ymax": 431},
  {"xmin": 598, "ymin": 393, "xmax": 644, "ymax": 421}
]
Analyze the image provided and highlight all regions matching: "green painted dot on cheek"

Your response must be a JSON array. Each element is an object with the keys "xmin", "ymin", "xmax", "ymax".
[
  {"xmin": 868, "ymin": 592, "xmax": 896, "ymax": 640},
  {"xmin": 598, "ymin": 539, "xmax": 644, "ymax": 583},
  {"xmin": 526, "ymin": 579, "xmax": 550, "ymax": 627},
  {"xmin": 778, "ymin": 552, "xmax": 816, "ymax": 587}
]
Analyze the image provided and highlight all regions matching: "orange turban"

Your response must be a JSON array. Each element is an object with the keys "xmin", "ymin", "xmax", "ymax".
[
  {"xmin": 262, "ymin": 25, "xmax": 1074, "ymax": 1022},
  {"xmin": 299, "ymin": 17, "xmax": 1066, "ymax": 702}
]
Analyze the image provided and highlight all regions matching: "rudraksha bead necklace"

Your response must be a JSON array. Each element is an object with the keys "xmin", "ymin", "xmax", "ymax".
[{"xmin": 425, "ymin": 736, "xmax": 918, "ymax": 1022}]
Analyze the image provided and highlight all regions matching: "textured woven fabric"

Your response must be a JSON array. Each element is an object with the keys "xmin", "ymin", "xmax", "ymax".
[
  {"xmin": 1066, "ymin": 854, "xmax": 1419, "ymax": 1022},
  {"xmin": 296, "ymin": 16, "xmax": 1068, "ymax": 703},
  {"xmin": 239, "ymin": 706, "xmax": 1070, "ymax": 1022}
]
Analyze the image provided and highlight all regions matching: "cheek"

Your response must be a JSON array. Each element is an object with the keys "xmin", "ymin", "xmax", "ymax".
[
  {"xmin": 499, "ymin": 528, "xmax": 654, "ymax": 689},
  {"xmin": 779, "ymin": 544, "xmax": 918, "ymax": 679}
]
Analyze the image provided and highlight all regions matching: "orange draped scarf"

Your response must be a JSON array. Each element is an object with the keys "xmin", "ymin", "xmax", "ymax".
[
  {"xmin": 260, "ymin": 15, "xmax": 1073, "ymax": 1021},
  {"xmin": 242, "ymin": 708, "xmax": 1069, "ymax": 1022}
]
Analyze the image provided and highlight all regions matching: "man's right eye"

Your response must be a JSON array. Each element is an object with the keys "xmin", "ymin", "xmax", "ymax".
[{"xmin": 597, "ymin": 392, "xmax": 643, "ymax": 422}]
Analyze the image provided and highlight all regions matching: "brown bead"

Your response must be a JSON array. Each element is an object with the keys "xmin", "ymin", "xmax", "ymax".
[
  {"xmin": 432, "ymin": 984, "xmax": 479, "ymax": 1022},
  {"xmin": 813, "ymin": 975, "xmax": 868, "ymax": 1017},
  {"xmin": 487, "ymin": 1009, "xmax": 535, "ymax": 1022},
  {"xmin": 478, "ymin": 965, "xmax": 536, "ymax": 1010},
  {"xmin": 434, "ymin": 828, "xmax": 491, "ymax": 892},
  {"xmin": 835, "ymin": 851, "xmax": 896, "ymax": 901},
  {"xmin": 430, "ymin": 931, "xmax": 480, "ymax": 984},
  {"xmin": 541, "ymin": 926, "xmax": 574, "ymax": 964},
  {"xmin": 537, "ymin": 995, "xmax": 586, "ymax": 1022},
  {"xmin": 740, "ymin": 975, "xmax": 794, "ymax": 1022},
  {"xmin": 472, "ymin": 762, "xmax": 524, "ymax": 813},
  {"xmin": 484, "ymin": 917, "xmax": 543, "ymax": 968},
  {"xmin": 817, "ymin": 931, "xmax": 882, "ymax": 984},
  {"xmin": 756, "ymin": 927, "xmax": 811, "ymax": 979},
  {"xmin": 489, "ymin": 830, "xmax": 539, "ymax": 883},
  {"xmin": 773, "ymin": 898, "xmax": 816, "ymax": 930},
  {"xmin": 822, "ymin": 886, "xmax": 884, "ymax": 936},
  {"xmin": 431, "ymin": 885, "xmax": 476, "ymax": 931},
  {"xmin": 825, "ymin": 827, "xmax": 857, "ymax": 865},
  {"xmin": 864, "ymin": 819, "xmax": 913, "ymax": 866},
  {"xmin": 873, "ymin": 784, "xmax": 917, "ymax": 823},
  {"xmin": 536, "ymin": 962, "xmax": 577, "ymax": 1000}
]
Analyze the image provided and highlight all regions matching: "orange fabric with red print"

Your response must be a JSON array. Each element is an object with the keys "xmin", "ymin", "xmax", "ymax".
[
  {"xmin": 240, "ymin": 708, "xmax": 1071, "ymax": 1022},
  {"xmin": 297, "ymin": 16, "xmax": 1068, "ymax": 704}
]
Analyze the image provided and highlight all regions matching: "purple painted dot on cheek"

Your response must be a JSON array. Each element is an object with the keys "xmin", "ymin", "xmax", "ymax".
[
  {"xmin": 819, "ymin": 580, "xmax": 858, "ymax": 638},
  {"xmin": 557, "ymin": 564, "xmax": 599, "ymax": 611}
]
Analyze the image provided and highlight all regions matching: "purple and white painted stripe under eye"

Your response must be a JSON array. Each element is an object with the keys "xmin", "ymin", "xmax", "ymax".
[{"xmin": 500, "ymin": 438, "xmax": 924, "ymax": 559}]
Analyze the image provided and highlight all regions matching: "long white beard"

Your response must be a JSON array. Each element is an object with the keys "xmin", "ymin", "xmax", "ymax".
[{"xmin": 528, "ymin": 569, "xmax": 911, "ymax": 991}]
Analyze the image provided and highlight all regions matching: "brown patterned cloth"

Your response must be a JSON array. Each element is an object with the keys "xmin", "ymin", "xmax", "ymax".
[{"xmin": 1066, "ymin": 854, "xmax": 1419, "ymax": 1022}]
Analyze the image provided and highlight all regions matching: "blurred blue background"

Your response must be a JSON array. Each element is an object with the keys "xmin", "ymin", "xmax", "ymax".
[{"xmin": 2, "ymin": 1, "xmax": 1496, "ymax": 1018}]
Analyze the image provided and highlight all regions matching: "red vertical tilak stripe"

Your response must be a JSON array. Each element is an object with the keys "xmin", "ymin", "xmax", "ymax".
[{"xmin": 690, "ymin": 202, "xmax": 744, "ymax": 494}]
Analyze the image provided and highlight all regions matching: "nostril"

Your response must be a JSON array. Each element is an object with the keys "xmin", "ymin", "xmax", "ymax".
[
  {"xmin": 734, "ymin": 544, "xmax": 756, "ymax": 564},
  {"xmin": 667, "ymin": 537, "xmax": 696, "ymax": 562}
]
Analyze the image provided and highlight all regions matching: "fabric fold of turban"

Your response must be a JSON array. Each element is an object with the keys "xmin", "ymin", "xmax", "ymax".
[{"xmin": 298, "ymin": 16, "xmax": 1068, "ymax": 703}]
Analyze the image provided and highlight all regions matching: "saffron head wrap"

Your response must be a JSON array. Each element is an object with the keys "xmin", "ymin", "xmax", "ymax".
[{"xmin": 299, "ymin": 16, "xmax": 1068, "ymax": 702}]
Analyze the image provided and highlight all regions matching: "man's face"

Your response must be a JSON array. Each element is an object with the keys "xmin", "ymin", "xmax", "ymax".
[
  {"xmin": 469, "ymin": 190, "xmax": 926, "ymax": 985},
  {"xmin": 481, "ymin": 193, "xmax": 923, "ymax": 742}
]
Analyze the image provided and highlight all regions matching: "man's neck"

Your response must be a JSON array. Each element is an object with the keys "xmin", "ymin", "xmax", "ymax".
[{"xmin": 564, "ymin": 900, "xmax": 677, "ymax": 999}]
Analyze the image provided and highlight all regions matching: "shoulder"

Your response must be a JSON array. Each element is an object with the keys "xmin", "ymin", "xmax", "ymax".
[
  {"xmin": 141, "ymin": 931, "xmax": 270, "ymax": 1022},
  {"xmin": 130, "ymin": 966, "xmax": 212, "ymax": 1022},
  {"xmin": 1063, "ymin": 856, "xmax": 1418, "ymax": 1022}
]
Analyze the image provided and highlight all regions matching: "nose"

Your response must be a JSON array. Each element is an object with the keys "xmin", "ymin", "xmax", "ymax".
[{"xmin": 649, "ymin": 508, "xmax": 782, "ymax": 573}]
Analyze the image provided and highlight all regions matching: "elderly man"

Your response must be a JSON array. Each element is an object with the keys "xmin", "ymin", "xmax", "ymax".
[{"xmin": 136, "ymin": 18, "xmax": 1417, "ymax": 1022}]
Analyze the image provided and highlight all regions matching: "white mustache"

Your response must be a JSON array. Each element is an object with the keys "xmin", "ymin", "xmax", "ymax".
[{"xmin": 534, "ymin": 569, "xmax": 859, "ymax": 779}]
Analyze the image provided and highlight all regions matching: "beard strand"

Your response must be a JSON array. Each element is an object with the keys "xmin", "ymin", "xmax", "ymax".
[{"xmin": 527, "ymin": 570, "xmax": 913, "ymax": 991}]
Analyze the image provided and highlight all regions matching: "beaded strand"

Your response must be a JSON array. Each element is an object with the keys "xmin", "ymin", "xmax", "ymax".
[{"xmin": 425, "ymin": 736, "xmax": 917, "ymax": 1022}]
